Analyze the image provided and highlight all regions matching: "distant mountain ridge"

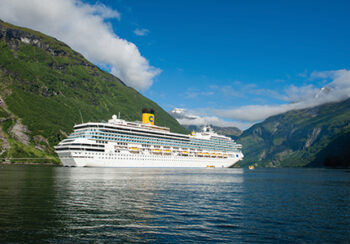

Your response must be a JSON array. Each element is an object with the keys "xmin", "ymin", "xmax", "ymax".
[
  {"xmin": 0, "ymin": 20, "xmax": 187, "ymax": 163},
  {"xmin": 237, "ymin": 98, "xmax": 350, "ymax": 167},
  {"xmin": 170, "ymin": 94, "xmax": 350, "ymax": 168}
]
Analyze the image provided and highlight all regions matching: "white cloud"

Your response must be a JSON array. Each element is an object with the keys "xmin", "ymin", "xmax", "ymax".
[
  {"xmin": 89, "ymin": 3, "xmax": 121, "ymax": 20},
  {"xmin": 214, "ymin": 104, "xmax": 301, "ymax": 122},
  {"xmin": 214, "ymin": 69, "xmax": 350, "ymax": 122},
  {"xmin": 0, "ymin": 0, "xmax": 161, "ymax": 91},
  {"xmin": 310, "ymin": 70, "xmax": 332, "ymax": 79},
  {"xmin": 133, "ymin": 28, "xmax": 149, "ymax": 36},
  {"xmin": 313, "ymin": 69, "xmax": 350, "ymax": 89},
  {"xmin": 169, "ymin": 108, "xmax": 252, "ymax": 129}
]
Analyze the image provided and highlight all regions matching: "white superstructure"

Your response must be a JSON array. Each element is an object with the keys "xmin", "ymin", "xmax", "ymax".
[{"xmin": 54, "ymin": 114, "xmax": 243, "ymax": 168}]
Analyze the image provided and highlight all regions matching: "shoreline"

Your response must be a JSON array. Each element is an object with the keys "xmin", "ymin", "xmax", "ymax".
[{"xmin": 0, "ymin": 161, "xmax": 60, "ymax": 166}]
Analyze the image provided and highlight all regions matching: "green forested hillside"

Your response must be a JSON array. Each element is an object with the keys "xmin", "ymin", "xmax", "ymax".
[
  {"xmin": 0, "ymin": 20, "xmax": 187, "ymax": 163},
  {"xmin": 237, "ymin": 99, "xmax": 350, "ymax": 167}
]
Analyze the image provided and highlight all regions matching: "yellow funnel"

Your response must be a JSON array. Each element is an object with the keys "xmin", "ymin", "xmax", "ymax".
[{"xmin": 142, "ymin": 108, "xmax": 155, "ymax": 125}]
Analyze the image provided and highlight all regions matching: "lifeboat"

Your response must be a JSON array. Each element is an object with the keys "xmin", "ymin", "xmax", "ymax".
[
  {"xmin": 152, "ymin": 149, "xmax": 161, "ymax": 154},
  {"xmin": 203, "ymin": 152, "xmax": 210, "ymax": 157},
  {"xmin": 181, "ymin": 151, "xmax": 189, "ymax": 156},
  {"xmin": 129, "ymin": 147, "xmax": 140, "ymax": 153}
]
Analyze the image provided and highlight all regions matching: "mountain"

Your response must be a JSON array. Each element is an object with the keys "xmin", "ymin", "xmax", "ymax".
[
  {"xmin": 169, "ymin": 108, "xmax": 242, "ymax": 137},
  {"xmin": 0, "ymin": 20, "xmax": 187, "ymax": 163},
  {"xmin": 237, "ymin": 98, "xmax": 350, "ymax": 167},
  {"xmin": 211, "ymin": 125, "xmax": 242, "ymax": 138}
]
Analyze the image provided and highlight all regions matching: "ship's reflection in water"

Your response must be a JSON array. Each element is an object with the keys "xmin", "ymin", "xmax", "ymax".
[{"xmin": 52, "ymin": 167, "xmax": 244, "ymax": 242}]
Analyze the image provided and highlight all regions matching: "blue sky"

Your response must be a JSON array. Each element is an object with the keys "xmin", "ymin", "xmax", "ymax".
[
  {"xmin": 1, "ymin": 0, "xmax": 350, "ymax": 129},
  {"xmin": 101, "ymin": 0, "xmax": 350, "ymax": 126}
]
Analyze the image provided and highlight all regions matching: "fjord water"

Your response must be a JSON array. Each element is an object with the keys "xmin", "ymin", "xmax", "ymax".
[{"xmin": 0, "ymin": 166, "xmax": 349, "ymax": 243}]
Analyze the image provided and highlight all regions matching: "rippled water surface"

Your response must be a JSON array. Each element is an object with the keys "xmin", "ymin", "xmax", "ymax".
[{"xmin": 0, "ymin": 165, "xmax": 349, "ymax": 243}]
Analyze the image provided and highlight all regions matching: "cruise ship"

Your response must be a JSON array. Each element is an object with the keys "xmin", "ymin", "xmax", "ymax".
[{"xmin": 54, "ymin": 109, "xmax": 244, "ymax": 168}]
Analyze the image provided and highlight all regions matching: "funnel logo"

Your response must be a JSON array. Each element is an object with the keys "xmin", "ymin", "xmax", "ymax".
[{"xmin": 142, "ymin": 112, "xmax": 155, "ymax": 125}]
